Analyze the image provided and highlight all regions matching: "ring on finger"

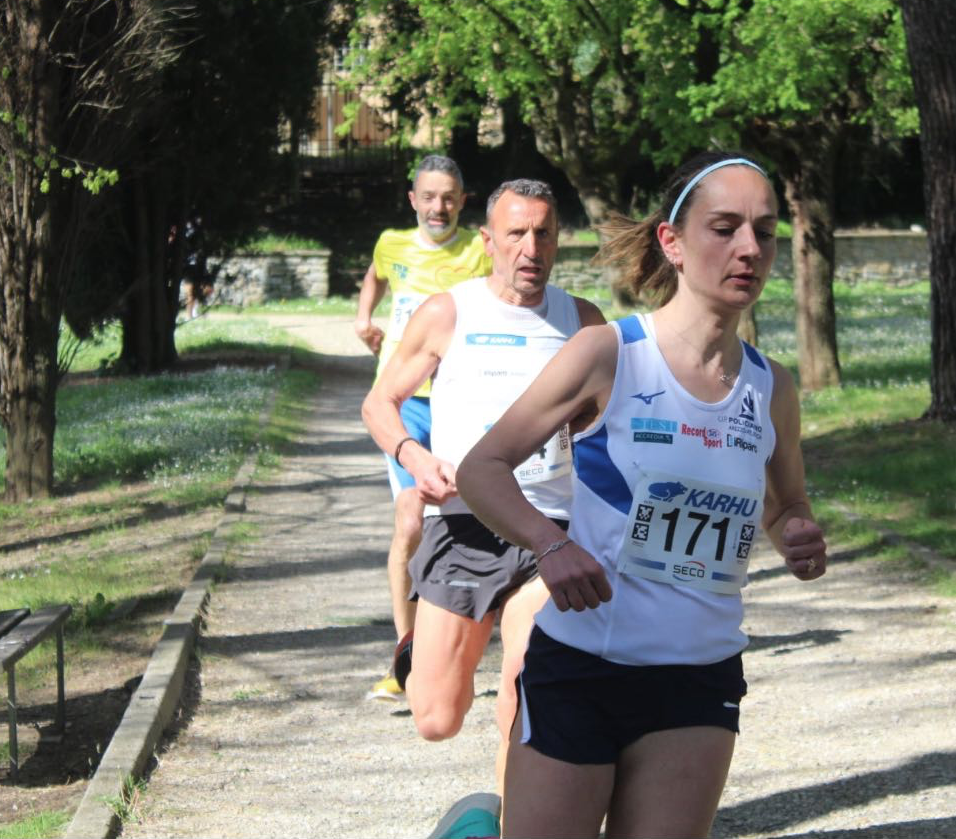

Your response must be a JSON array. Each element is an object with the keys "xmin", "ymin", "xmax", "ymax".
[{"xmin": 807, "ymin": 558, "xmax": 817, "ymax": 572}]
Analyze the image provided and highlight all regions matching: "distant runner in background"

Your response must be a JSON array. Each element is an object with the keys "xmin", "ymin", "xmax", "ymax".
[{"xmin": 354, "ymin": 155, "xmax": 491, "ymax": 701}]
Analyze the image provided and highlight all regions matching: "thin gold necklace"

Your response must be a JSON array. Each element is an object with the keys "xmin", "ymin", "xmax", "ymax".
[{"xmin": 656, "ymin": 316, "xmax": 740, "ymax": 386}]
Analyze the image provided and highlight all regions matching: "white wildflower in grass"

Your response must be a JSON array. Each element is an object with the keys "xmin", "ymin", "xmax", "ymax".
[{"xmin": 47, "ymin": 366, "xmax": 274, "ymax": 487}]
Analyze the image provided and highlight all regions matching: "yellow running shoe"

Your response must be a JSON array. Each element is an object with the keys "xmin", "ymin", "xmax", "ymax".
[{"xmin": 365, "ymin": 673, "xmax": 403, "ymax": 701}]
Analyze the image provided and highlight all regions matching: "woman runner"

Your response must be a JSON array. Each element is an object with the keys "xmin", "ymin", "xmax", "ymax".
[{"xmin": 457, "ymin": 151, "xmax": 828, "ymax": 839}]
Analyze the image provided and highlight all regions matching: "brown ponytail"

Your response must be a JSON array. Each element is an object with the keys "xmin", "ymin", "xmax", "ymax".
[{"xmin": 594, "ymin": 210, "xmax": 677, "ymax": 306}]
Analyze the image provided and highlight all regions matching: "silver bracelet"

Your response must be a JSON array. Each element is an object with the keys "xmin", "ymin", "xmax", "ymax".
[{"xmin": 536, "ymin": 538, "xmax": 572, "ymax": 562}]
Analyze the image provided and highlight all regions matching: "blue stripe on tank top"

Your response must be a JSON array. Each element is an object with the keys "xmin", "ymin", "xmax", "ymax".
[
  {"xmin": 573, "ymin": 425, "xmax": 633, "ymax": 515},
  {"xmin": 618, "ymin": 315, "xmax": 646, "ymax": 344},
  {"xmin": 743, "ymin": 341, "xmax": 765, "ymax": 369}
]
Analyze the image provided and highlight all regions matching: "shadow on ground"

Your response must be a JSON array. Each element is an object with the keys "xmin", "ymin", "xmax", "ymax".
[{"xmin": 713, "ymin": 752, "xmax": 956, "ymax": 839}]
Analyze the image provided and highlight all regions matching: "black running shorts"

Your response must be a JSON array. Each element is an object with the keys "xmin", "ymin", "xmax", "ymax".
[
  {"xmin": 409, "ymin": 514, "xmax": 568, "ymax": 622},
  {"xmin": 518, "ymin": 626, "xmax": 747, "ymax": 765}
]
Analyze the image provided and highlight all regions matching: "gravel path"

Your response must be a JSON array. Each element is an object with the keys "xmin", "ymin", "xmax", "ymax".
[{"xmin": 123, "ymin": 314, "xmax": 956, "ymax": 839}]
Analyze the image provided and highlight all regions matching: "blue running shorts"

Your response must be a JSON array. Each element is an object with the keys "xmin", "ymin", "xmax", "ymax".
[{"xmin": 385, "ymin": 396, "xmax": 431, "ymax": 498}]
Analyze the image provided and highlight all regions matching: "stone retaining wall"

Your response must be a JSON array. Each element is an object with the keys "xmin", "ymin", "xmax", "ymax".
[
  {"xmin": 203, "ymin": 232, "xmax": 926, "ymax": 306},
  {"xmin": 206, "ymin": 251, "xmax": 331, "ymax": 306}
]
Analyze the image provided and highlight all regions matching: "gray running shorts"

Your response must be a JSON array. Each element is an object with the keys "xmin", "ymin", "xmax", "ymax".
[{"xmin": 409, "ymin": 514, "xmax": 568, "ymax": 622}]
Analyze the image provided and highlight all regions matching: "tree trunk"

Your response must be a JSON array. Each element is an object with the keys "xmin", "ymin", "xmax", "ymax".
[
  {"xmin": 133, "ymin": 177, "xmax": 154, "ymax": 371},
  {"xmin": 0, "ymin": 5, "xmax": 62, "ymax": 500},
  {"xmin": 150, "ymin": 182, "xmax": 176, "ymax": 368},
  {"xmin": 531, "ymin": 83, "xmax": 623, "ymax": 229},
  {"xmin": 3, "ymin": 378, "xmax": 56, "ymax": 501},
  {"xmin": 121, "ymin": 175, "xmax": 178, "ymax": 372},
  {"xmin": 0, "ymin": 232, "xmax": 59, "ymax": 500},
  {"xmin": 500, "ymin": 98, "xmax": 541, "ymax": 177},
  {"xmin": 287, "ymin": 115, "xmax": 302, "ymax": 207},
  {"xmin": 901, "ymin": 0, "xmax": 956, "ymax": 421},
  {"xmin": 780, "ymin": 137, "xmax": 842, "ymax": 391}
]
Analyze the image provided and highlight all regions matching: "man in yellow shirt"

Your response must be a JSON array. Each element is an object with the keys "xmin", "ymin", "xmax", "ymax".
[{"xmin": 354, "ymin": 155, "xmax": 491, "ymax": 700}]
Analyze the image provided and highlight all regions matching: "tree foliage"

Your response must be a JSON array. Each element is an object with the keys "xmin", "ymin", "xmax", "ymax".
[
  {"xmin": 1, "ymin": 0, "xmax": 331, "ymax": 499},
  {"xmin": 64, "ymin": 0, "xmax": 332, "ymax": 373},
  {"xmin": 349, "ymin": 0, "xmax": 916, "ymax": 390},
  {"xmin": 672, "ymin": 0, "xmax": 915, "ymax": 390},
  {"xmin": 346, "ymin": 0, "xmax": 672, "ymax": 223}
]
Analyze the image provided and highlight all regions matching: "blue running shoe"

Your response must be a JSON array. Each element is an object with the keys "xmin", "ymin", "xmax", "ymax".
[{"xmin": 427, "ymin": 792, "xmax": 501, "ymax": 839}]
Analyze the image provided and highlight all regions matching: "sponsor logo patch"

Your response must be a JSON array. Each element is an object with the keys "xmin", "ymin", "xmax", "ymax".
[
  {"xmin": 727, "ymin": 434, "xmax": 759, "ymax": 454},
  {"xmin": 648, "ymin": 481, "xmax": 687, "ymax": 502},
  {"xmin": 680, "ymin": 423, "xmax": 723, "ymax": 449},
  {"xmin": 630, "ymin": 390, "xmax": 665, "ymax": 405},
  {"xmin": 682, "ymin": 489, "xmax": 758, "ymax": 517},
  {"xmin": 632, "ymin": 418, "xmax": 678, "ymax": 432},
  {"xmin": 465, "ymin": 333, "xmax": 527, "ymax": 346},
  {"xmin": 634, "ymin": 432, "xmax": 672, "ymax": 444}
]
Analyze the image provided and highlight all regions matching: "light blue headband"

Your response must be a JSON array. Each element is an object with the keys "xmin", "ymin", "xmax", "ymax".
[{"xmin": 667, "ymin": 158, "xmax": 768, "ymax": 225}]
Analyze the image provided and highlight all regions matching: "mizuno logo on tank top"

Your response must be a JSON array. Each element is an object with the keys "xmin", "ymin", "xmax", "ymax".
[{"xmin": 630, "ymin": 390, "xmax": 665, "ymax": 404}]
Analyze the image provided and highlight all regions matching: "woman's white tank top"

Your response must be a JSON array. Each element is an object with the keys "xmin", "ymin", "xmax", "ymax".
[{"xmin": 535, "ymin": 312, "xmax": 777, "ymax": 665}]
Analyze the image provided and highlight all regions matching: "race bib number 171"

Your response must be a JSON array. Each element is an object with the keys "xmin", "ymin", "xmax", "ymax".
[{"xmin": 617, "ymin": 469, "xmax": 762, "ymax": 595}]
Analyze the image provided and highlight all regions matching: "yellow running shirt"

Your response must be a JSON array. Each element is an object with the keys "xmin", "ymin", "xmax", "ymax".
[{"xmin": 373, "ymin": 228, "xmax": 491, "ymax": 397}]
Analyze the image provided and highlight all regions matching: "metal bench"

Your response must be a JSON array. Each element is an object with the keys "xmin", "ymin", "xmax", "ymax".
[{"xmin": 0, "ymin": 604, "xmax": 72, "ymax": 780}]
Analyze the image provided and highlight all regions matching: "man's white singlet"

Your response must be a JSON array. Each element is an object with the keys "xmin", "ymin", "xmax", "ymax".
[
  {"xmin": 535, "ymin": 312, "xmax": 777, "ymax": 666},
  {"xmin": 428, "ymin": 277, "xmax": 581, "ymax": 519}
]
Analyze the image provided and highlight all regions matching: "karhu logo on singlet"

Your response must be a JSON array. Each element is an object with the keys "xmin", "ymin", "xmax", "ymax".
[
  {"xmin": 392, "ymin": 263, "xmax": 409, "ymax": 280},
  {"xmin": 683, "ymin": 488, "xmax": 758, "ymax": 517},
  {"xmin": 648, "ymin": 481, "xmax": 687, "ymax": 502},
  {"xmin": 466, "ymin": 333, "xmax": 527, "ymax": 346}
]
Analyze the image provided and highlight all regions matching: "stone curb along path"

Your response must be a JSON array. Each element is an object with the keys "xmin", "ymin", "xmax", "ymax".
[{"xmin": 64, "ymin": 355, "xmax": 290, "ymax": 839}]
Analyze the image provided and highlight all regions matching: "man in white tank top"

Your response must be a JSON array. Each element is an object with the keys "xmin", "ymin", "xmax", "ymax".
[{"xmin": 363, "ymin": 179, "xmax": 605, "ymax": 805}]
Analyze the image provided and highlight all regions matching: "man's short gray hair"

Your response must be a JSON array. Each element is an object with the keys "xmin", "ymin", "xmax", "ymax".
[
  {"xmin": 486, "ymin": 179, "xmax": 557, "ymax": 221},
  {"xmin": 413, "ymin": 155, "xmax": 464, "ymax": 189}
]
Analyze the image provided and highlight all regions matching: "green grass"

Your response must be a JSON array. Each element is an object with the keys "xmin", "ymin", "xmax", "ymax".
[
  {"xmin": 751, "ymin": 279, "xmax": 954, "ymax": 576},
  {"xmin": 5, "ymin": 320, "xmax": 291, "ymax": 495},
  {"xmin": 100, "ymin": 773, "xmax": 148, "ymax": 825},
  {"xmin": 756, "ymin": 279, "xmax": 931, "ymax": 390},
  {"xmin": 232, "ymin": 686, "xmax": 266, "ymax": 701},
  {"xmin": 0, "ymin": 314, "xmax": 322, "ymax": 693},
  {"xmin": 242, "ymin": 233, "xmax": 327, "ymax": 252},
  {"xmin": 0, "ymin": 810, "xmax": 70, "ymax": 839},
  {"xmin": 211, "ymin": 295, "xmax": 359, "ymax": 316},
  {"xmin": 51, "ymin": 367, "xmax": 271, "ymax": 490}
]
